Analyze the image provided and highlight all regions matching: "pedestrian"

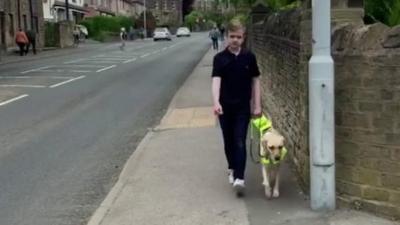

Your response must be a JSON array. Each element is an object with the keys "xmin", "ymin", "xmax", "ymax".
[
  {"xmin": 25, "ymin": 29, "xmax": 37, "ymax": 55},
  {"xmin": 219, "ymin": 25, "xmax": 225, "ymax": 42},
  {"xmin": 120, "ymin": 27, "xmax": 128, "ymax": 51},
  {"xmin": 209, "ymin": 26, "xmax": 220, "ymax": 51},
  {"xmin": 73, "ymin": 26, "xmax": 80, "ymax": 47},
  {"xmin": 211, "ymin": 20, "xmax": 261, "ymax": 196},
  {"xmin": 15, "ymin": 28, "xmax": 29, "ymax": 56}
]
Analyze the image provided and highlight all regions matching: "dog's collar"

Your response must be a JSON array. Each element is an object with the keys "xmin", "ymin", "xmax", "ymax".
[{"xmin": 260, "ymin": 147, "xmax": 288, "ymax": 165}]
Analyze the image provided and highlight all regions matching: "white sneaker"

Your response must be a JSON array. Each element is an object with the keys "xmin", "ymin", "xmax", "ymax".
[
  {"xmin": 233, "ymin": 179, "xmax": 245, "ymax": 196},
  {"xmin": 228, "ymin": 170, "xmax": 234, "ymax": 184}
]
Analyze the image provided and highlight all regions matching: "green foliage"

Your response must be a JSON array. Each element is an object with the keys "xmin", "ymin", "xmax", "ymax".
[
  {"xmin": 184, "ymin": 10, "xmax": 204, "ymax": 29},
  {"xmin": 263, "ymin": 0, "xmax": 299, "ymax": 11},
  {"xmin": 365, "ymin": 0, "xmax": 400, "ymax": 26},
  {"xmin": 44, "ymin": 22, "xmax": 59, "ymax": 47},
  {"xmin": 80, "ymin": 16, "xmax": 135, "ymax": 41}
]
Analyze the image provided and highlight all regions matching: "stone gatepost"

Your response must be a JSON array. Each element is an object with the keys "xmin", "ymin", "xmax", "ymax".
[{"xmin": 332, "ymin": 0, "xmax": 364, "ymax": 24}]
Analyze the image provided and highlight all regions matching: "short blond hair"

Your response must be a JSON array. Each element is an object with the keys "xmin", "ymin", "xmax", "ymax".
[{"xmin": 227, "ymin": 19, "xmax": 246, "ymax": 33}]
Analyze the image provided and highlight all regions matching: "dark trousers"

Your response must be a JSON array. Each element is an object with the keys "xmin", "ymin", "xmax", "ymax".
[
  {"xmin": 17, "ymin": 42, "xmax": 26, "ymax": 56},
  {"xmin": 212, "ymin": 38, "xmax": 218, "ymax": 50},
  {"xmin": 218, "ymin": 108, "xmax": 250, "ymax": 180},
  {"xmin": 26, "ymin": 39, "xmax": 36, "ymax": 54}
]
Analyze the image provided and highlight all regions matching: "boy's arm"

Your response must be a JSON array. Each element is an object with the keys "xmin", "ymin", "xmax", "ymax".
[
  {"xmin": 212, "ymin": 77, "xmax": 223, "ymax": 115},
  {"xmin": 252, "ymin": 77, "xmax": 261, "ymax": 116}
]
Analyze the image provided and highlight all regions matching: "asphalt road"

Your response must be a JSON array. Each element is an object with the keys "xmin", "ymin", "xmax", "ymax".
[{"xmin": 0, "ymin": 33, "xmax": 210, "ymax": 225}]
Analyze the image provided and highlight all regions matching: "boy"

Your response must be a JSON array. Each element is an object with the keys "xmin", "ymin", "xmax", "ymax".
[{"xmin": 211, "ymin": 20, "xmax": 261, "ymax": 196}]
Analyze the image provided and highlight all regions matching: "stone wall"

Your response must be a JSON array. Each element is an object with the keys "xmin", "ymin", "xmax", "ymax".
[
  {"xmin": 249, "ymin": 7, "xmax": 400, "ymax": 220},
  {"xmin": 333, "ymin": 23, "xmax": 400, "ymax": 219}
]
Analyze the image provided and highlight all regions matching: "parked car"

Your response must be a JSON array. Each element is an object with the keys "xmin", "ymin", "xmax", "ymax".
[
  {"xmin": 76, "ymin": 24, "xmax": 89, "ymax": 39},
  {"xmin": 153, "ymin": 28, "xmax": 172, "ymax": 41},
  {"xmin": 176, "ymin": 27, "xmax": 191, "ymax": 37}
]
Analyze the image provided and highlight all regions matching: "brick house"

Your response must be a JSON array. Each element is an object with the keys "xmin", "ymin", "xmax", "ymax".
[
  {"xmin": 84, "ymin": 0, "xmax": 145, "ymax": 17},
  {"xmin": 42, "ymin": 0, "xmax": 87, "ymax": 23},
  {"xmin": 0, "ymin": 0, "xmax": 45, "ymax": 51}
]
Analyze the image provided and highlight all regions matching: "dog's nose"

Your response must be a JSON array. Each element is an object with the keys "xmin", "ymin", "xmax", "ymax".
[{"xmin": 275, "ymin": 156, "xmax": 281, "ymax": 161}]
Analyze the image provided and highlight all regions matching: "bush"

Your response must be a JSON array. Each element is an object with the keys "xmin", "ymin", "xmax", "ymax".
[
  {"xmin": 44, "ymin": 22, "xmax": 59, "ymax": 47},
  {"xmin": 80, "ymin": 16, "xmax": 135, "ymax": 41},
  {"xmin": 365, "ymin": 0, "xmax": 400, "ymax": 26}
]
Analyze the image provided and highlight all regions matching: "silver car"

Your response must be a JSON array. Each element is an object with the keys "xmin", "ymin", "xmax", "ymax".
[{"xmin": 153, "ymin": 28, "xmax": 172, "ymax": 41}]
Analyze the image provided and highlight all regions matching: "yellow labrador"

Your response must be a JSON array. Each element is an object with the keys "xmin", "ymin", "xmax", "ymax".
[{"xmin": 260, "ymin": 129, "xmax": 287, "ymax": 199}]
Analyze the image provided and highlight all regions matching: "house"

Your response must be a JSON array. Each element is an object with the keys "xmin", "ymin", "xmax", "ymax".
[
  {"xmin": 43, "ymin": 0, "xmax": 87, "ymax": 23},
  {"xmin": 0, "ymin": 0, "xmax": 45, "ymax": 51}
]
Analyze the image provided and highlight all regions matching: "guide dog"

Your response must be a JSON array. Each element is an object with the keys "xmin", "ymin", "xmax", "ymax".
[{"xmin": 260, "ymin": 129, "xmax": 287, "ymax": 199}]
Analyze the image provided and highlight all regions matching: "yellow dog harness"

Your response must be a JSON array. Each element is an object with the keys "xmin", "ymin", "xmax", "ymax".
[{"xmin": 251, "ymin": 115, "xmax": 288, "ymax": 165}]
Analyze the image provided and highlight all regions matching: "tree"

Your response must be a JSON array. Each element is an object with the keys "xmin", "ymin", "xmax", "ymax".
[{"xmin": 365, "ymin": 0, "xmax": 400, "ymax": 26}]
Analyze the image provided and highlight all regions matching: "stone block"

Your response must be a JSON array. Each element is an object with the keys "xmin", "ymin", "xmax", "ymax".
[
  {"xmin": 362, "ymin": 186, "xmax": 390, "ymax": 201},
  {"xmin": 355, "ymin": 169, "xmax": 381, "ymax": 186},
  {"xmin": 382, "ymin": 174, "xmax": 400, "ymax": 190},
  {"xmin": 389, "ymin": 191, "xmax": 400, "ymax": 206},
  {"xmin": 359, "ymin": 102, "xmax": 383, "ymax": 112},
  {"xmin": 383, "ymin": 25, "xmax": 400, "ymax": 48},
  {"xmin": 337, "ymin": 181, "xmax": 363, "ymax": 197}
]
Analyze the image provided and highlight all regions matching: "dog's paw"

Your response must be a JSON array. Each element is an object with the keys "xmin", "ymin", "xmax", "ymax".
[
  {"xmin": 272, "ymin": 190, "xmax": 280, "ymax": 198},
  {"xmin": 264, "ymin": 187, "xmax": 272, "ymax": 198}
]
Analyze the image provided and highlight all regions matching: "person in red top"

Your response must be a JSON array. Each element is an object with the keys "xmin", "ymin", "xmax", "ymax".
[{"xmin": 15, "ymin": 28, "xmax": 29, "ymax": 56}]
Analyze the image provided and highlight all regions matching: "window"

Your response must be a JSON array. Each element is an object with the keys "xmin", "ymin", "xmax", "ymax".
[
  {"xmin": 9, "ymin": 13, "xmax": 14, "ymax": 36},
  {"xmin": 23, "ymin": 15, "xmax": 27, "ymax": 30},
  {"xmin": 1, "ymin": 12, "xmax": 5, "ymax": 45},
  {"xmin": 348, "ymin": 0, "xmax": 363, "ymax": 7}
]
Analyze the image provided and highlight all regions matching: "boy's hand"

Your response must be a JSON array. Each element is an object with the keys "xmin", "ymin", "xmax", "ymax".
[
  {"xmin": 252, "ymin": 106, "xmax": 262, "ymax": 118},
  {"xmin": 213, "ymin": 102, "xmax": 223, "ymax": 115}
]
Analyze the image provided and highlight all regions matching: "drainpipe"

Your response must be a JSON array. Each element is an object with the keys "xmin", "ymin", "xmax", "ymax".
[
  {"xmin": 309, "ymin": 0, "xmax": 336, "ymax": 211},
  {"xmin": 28, "ymin": 0, "xmax": 34, "ymax": 30},
  {"xmin": 17, "ymin": 0, "xmax": 21, "ymax": 28},
  {"xmin": 65, "ymin": 0, "xmax": 70, "ymax": 21}
]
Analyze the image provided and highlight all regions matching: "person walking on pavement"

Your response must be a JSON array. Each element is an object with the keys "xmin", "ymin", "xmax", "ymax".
[
  {"xmin": 73, "ymin": 26, "xmax": 80, "ymax": 47},
  {"xmin": 25, "ymin": 29, "xmax": 37, "ymax": 55},
  {"xmin": 209, "ymin": 26, "xmax": 220, "ymax": 51},
  {"xmin": 15, "ymin": 28, "xmax": 29, "ymax": 56},
  {"xmin": 219, "ymin": 25, "xmax": 225, "ymax": 42},
  {"xmin": 211, "ymin": 20, "xmax": 261, "ymax": 196},
  {"xmin": 120, "ymin": 27, "xmax": 128, "ymax": 51}
]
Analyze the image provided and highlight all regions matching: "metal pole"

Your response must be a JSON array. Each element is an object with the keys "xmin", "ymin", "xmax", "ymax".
[
  {"xmin": 28, "ymin": 0, "xmax": 34, "ymax": 30},
  {"xmin": 143, "ymin": 0, "xmax": 147, "ymax": 38},
  {"xmin": 65, "ymin": 0, "xmax": 70, "ymax": 21},
  {"xmin": 17, "ymin": 0, "xmax": 21, "ymax": 28},
  {"xmin": 309, "ymin": 0, "xmax": 336, "ymax": 211}
]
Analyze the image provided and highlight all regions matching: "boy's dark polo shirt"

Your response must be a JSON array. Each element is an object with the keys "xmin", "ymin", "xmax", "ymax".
[{"xmin": 212, "ymin": 48, "xmax": 260, "ymax": 110}]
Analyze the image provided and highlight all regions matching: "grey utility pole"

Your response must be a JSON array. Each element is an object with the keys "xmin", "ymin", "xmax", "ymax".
[
  {"xmin": 143, "ymin": 0, "xmax": 147, "ymax": 38},
  {"xmin": 309, "ymin": 0, "xmax": 336, "ymax": 211},
  {"xmin": 65, "ymin": 0, "xmax": 70, "ymax": 21}
]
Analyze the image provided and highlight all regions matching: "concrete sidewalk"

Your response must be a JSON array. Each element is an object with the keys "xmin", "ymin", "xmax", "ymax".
[{"xmin": 86, "ymin": 49, "xmax": 399, "ymax": 225}]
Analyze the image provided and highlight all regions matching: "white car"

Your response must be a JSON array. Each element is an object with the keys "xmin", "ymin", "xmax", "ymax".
[
  {"xmin": 153, "ymin": 28, "xmax": 172, "ymax": 41},
  {"xmin": 176, "ymin": 27, "xmax": 191, "ymax": 37}
]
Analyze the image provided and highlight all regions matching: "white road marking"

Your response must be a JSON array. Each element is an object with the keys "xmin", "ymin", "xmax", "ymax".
[
  {"xmin": 162, "ymin": 47, "xmax": 168, "ymax": 51},
  {"xmin": 96, "ymin": 65, "xmax": 116, "ymax": 73},
  {"xmin": 38, "ymin": 69, "xmax": 92, "ymax": 73},
  {"xmin": 64, "ymin": 59, "xmax": 85, "ymax": 64},
  {"xmin": 123, "ymin": 58, "xmax": 137, "ymax": 64},
  {"xmin": 92, "ymin": 56, "xmax": 131, "ymax": 60},
  {"xmin": 0, "ymin": 94, "xmax": 29, "ymax": 107},
  {"xmin": 140, "ymin": 53, "xmax": 150, "ymax": 58},
  {"xmin": 59, "ymin": 64, "xmax": 106, "ymax": 68},
  {"xmin": 0, "ymin": 76, "xmax": 74, "ymax": 79},
  {"xmin": 21, "ymin": 66, "xmax": 51, "ymax": 74},
  {"xmin": 50, "ymin": 76, "xmax": 86, "ymax": 88},
  {"xmin": 0, "ymin": 84, "xmax": 46, "ymax": 88}
]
